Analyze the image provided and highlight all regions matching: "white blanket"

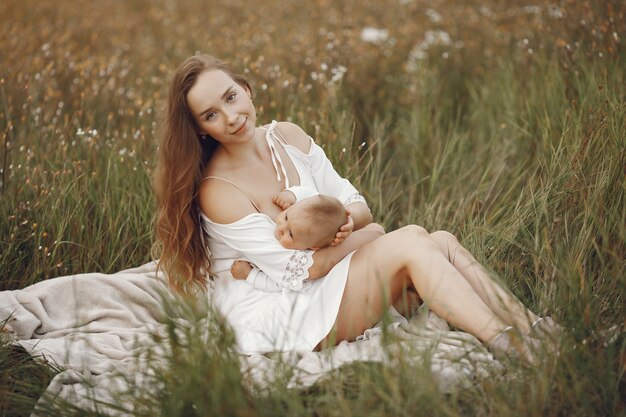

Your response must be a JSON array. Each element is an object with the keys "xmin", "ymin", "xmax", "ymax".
[{"xmin": 0, "ymin": 262, "xmax": 502, "ymax": 416}]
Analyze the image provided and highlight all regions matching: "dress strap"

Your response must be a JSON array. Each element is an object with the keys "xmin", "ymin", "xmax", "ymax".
[
  {"xmin": 202, "ymin": 176, "xmax": 262, "ymax": 213},
  {"xmin": 262, "ymin": 120, "xmax": 290, "ymax": 189},
  {"xmin": 268, "ymin": 121, "xmax": 289, "ymax": 146}
]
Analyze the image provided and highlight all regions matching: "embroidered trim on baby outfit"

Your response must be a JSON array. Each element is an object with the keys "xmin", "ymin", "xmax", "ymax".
[{"xmin": 282, "ymin": 250, "xmax": 314, "ymax": 291}]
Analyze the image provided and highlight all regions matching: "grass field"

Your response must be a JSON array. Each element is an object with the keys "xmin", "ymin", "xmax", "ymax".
[{"xmin": 1, "ymin": 0, "xmax": 624, "ymax": 416}]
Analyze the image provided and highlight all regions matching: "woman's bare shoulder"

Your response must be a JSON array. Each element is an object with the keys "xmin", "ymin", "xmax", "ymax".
[
  {"xmin": 198, "ymin": 178, "xmax": 257, "ymax": 224},
  {"xmin": 276, "ymin": 121, "xmax": 312, "ymax": 153}
]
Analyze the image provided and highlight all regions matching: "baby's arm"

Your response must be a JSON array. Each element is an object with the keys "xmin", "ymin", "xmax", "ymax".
[
  {"xmin": 230, "ymin": 260, "xmax": 282, "ymax": 292},
  {"xmin": 273, "ymin": 186, "xmax": 320, "ymax": 209}
]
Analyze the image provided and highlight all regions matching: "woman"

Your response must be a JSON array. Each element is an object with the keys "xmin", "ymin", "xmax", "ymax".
[{"xmin": 153, "ymin": 54, "xmax": 556, "ymax": 361}]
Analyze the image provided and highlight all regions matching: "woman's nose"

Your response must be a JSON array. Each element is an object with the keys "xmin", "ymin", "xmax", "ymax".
[{"xmin": 225, "ymin": 109, "xmax": 238, "ymax": 125}]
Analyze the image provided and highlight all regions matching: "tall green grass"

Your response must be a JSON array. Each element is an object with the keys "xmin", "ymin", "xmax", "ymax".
[{"xmin": 1, "ymin": 0, "xmax": 624, "ymax": 415}]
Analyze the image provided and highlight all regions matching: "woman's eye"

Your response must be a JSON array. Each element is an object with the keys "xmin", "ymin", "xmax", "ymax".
[
  {"xmin": 205, "ymin": 112, "xmax": 216, "ymax": 121},
  {"xmin": 227, "ymin": 93, "xmax": 236, "ymax": 102}
]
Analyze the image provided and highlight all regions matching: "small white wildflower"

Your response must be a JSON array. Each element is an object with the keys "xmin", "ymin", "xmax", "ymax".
[
  {"xmin": 547, "ymin": 5, "xmax": 564, "ymax": 19},
  {"xmin": 425, "ymin": 9, "xmax": 442, "ymax": 23},
  {"xmin": 424, "ymin": 30, "xmax": 451, "ymax": 46},
  {"xmin": 408, "ymin": 46, "xmax": 427, "ymax": 64},
  {"xmin": 330, "ymin": 65, "xmax": 347, "ymax": 84},
  {"xmin": 523, "ymin": 5, "xmax": 541, "ymax": 15},
  {"xmin": 361, "ymin": 27, "xmax": 389, "ymax": 44},
  {"xmin": 479, "ymin": 6, "xmax": 495, "ymax": 18}
]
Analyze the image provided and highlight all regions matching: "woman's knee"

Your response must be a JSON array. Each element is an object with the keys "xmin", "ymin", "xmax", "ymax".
[
  {"xmin": 386, "ymin": 225, "xmax": 440, "ymax": 263},
  {"xmin": 430, "ymin": 230, "xmax": 459, "ymax": 246},
  {"xmin": 398, "ymin": 224, "xmax": 429, "ymax": 238},
  {"xmin": 430, "ymin": 230, "xmax": 466, "ymax": 261},
  {"xmin": 391, "ymin": 225, "xmax": 433, "ymax": 251}
]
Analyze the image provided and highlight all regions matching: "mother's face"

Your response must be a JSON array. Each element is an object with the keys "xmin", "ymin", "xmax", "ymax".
[{"xmin": 186, "ymin": 69, "xmax": 256, "ymax": 145}]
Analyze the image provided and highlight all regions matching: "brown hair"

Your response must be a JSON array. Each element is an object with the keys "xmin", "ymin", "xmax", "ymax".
[
  {"xmin": 300, "ymin": 195, "xmax": 347, "ymax": 248},
  {"xmin": 152, "ymin": 54, "xmax": 251, "ymax": 294}
]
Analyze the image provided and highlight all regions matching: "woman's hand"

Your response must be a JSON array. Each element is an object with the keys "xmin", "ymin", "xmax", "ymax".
[{"xmin": 331, "ymin": 210, "xmax": 354, "ymax": 246}]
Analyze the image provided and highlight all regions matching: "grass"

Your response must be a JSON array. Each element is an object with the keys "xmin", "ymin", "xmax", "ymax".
[{"xmin": 1, "ymin": 0, "xmax": 625, "ymax": 416}]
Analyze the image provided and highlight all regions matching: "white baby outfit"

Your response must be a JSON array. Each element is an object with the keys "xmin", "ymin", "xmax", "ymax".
[
  {"xmin": 200, "ymin": 121, "xmax": 366, "ymax": 354},
  {"xmin": 245, "ymin": 185, "xmax": 320, "ymax": 293}
]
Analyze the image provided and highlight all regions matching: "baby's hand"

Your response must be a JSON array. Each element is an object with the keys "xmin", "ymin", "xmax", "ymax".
[
  {"xmin": 231, "ymin": 260, "xmax": 253, "ymax": 280},
  {"xmin": 273, "ymin": 190, "xmax": 296, "ymax": 210}
]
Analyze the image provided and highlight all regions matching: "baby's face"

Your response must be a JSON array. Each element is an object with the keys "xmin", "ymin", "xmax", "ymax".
[{"xmin": 273, "ymin": 201, "xmax": 314, "ymax": 250}]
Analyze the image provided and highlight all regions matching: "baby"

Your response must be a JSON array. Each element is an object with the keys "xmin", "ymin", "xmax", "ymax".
[{"xmin": 230, "ymin": 186, "xmax": 349, "ymax": 291}]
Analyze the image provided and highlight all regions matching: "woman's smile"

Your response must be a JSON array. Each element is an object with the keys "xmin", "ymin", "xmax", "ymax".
[{"xmin": 232, "ymin": 117, "xmax": 248, "ymax": 135}]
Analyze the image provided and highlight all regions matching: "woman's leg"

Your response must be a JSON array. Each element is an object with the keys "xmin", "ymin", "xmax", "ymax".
[
  {"xmin": 327, "ymin": 225, "xmax": 510, "ymax": 344},
  {"xmin": 429, "ymin": 230, "xmax": 540, "ymax": 333}
]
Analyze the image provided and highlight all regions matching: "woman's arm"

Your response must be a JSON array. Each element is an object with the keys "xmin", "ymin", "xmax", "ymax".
[
  {"xmin": 308, "ymin": 223, "xmax": 384, "ymax": 279},
  {"xmin": 332, "ymin": 201, "xmax": 373, "ymax": 246},
  {"xmin": 348, "ymin": 201, "xmax": 373, "ymax": 231},
  {"xmin": 274, "ymin": 122, "xmax": 373, "ymax": 239}
]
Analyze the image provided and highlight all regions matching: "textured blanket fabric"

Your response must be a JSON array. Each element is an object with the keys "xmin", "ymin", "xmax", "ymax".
[{"xmin": 0, "ymin": 262, "xmax": 502, "ymax": 416}]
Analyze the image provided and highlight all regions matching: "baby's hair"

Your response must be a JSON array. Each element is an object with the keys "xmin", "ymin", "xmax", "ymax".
[{"xmin": 300, "ymin": 195, "xmax": 347, "ymax": 248}]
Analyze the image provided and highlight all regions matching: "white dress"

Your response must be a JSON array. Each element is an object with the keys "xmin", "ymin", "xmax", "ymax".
[{"xmin": 200, "ymin": 121, "xmax": 366, "ymax": 355}]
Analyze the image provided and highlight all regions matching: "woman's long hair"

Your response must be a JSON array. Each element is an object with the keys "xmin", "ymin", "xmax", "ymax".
[{"xmin": 152, "ymin": 54, "xmax": 251, "ymax": 294}]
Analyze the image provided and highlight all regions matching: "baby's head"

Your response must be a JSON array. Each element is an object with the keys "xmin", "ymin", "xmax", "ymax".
[{"xmin": 274, "ymin": 195, "xmax": 347, "ymax": 250}]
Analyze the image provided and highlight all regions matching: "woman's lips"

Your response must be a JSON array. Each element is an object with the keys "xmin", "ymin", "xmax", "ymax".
[{"xmin": 233, "ymin": 118, "xmax": 247, "ymax": 134}]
